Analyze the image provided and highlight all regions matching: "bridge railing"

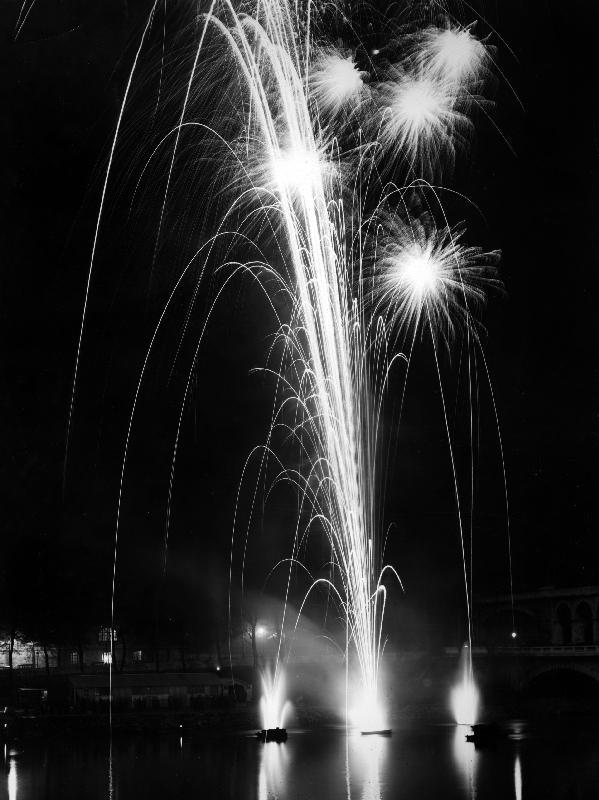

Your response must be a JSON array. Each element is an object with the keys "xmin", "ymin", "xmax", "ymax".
[{"xmin": 493, "ymin": 644, "xmax": 599, "ymax": 657}]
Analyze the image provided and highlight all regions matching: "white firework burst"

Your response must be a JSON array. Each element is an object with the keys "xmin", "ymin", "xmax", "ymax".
[
  {"xmin": 309, "ymin": 48, "xmax": 368, "ymax": 120},
  {"xmin": 373, "ymin": 212, "xmax": 500, "ymax": 340},
  {"xmin": 415, "ymin": 24, "xmax": 491, "ymax": 88},
  {"xmin": 375, "ymin": 66, "xmax": 468, "ymax": 175}
]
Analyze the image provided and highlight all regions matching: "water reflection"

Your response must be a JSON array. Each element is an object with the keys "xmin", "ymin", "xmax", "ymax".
[
  {"xmin": 452, "ymin": 726, "xmax": 478, "ymax": 799},
  {"xmin": 507, "ymin": 720, "xmax": 526, "ymax": 742},
  {"xmin": 514, "ymin": 754, "xmax": 522, "ymax": 800},
  {"xmin": 346, "ymin": 734, "xmax": 388, "ymax": 800},
  {"xmin": 258, "ymin": 741, "xmax": 289, "ymax": 800}
]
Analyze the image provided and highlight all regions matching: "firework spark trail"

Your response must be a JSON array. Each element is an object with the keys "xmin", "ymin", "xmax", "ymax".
[
  {"xmin": 183, "ymin": 0, "xmax": 401, "ymax": 729},
  {"xmin": 14, "ymin": 0, "xmax": 37, "ymax": 39},
  {"xmin": 76, "ymin": 0, "xmax": 505, "ymax": 739},
  {"xmin": 173, "ymin": 0, "xmax": 503, "ymax": 730},
  {"xmin": 66, "ymin": 2, "xmax": 160, "ymax": 495}
]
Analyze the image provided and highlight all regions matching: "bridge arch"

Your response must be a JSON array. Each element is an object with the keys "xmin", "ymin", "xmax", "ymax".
[
  {"xmin": 555, "ymin": 603, "xmax": 573, "ymax": 645},
  {"xmin": 522, "ymin": 663, "xmax": 599, "ymax": 695},
  {"xmin": 574, "ymin": 601, "xmax": 594, "ymax": 645}
]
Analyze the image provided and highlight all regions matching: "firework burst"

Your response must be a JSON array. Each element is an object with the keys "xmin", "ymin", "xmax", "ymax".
[
  {"xmin": 374, "ymin": 66, "xmax": 468, "ymax": 176},
  {"xmin": 309, "ymin": 47, "xmax": 368, "ymax": 122},
  {"xmin": 414, "ymin": 23, "xmax": 492, "ymax": 88},
  {"xmin": 72, "ymin": 0, "xmax": 507, "ymax": 739},
  {"xmin": 372, "ymin": 212, "xmax": 500, "ymax": 342}
]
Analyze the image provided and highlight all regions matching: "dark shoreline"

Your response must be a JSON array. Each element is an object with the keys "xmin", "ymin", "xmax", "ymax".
[{"xmin": 4, "ymin": 698, "xmax": 599, "ymax": 741}]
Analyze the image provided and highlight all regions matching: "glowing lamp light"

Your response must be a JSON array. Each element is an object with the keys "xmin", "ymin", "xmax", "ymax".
[
  {"xmin": 511, "ymin": 631, "xmax": 517, "ymax": 639},
  {"xmin": 256, "ymin": 625, "xmax": 267, "ymax": 638}
]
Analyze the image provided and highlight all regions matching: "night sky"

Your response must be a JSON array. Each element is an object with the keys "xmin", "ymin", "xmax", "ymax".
[{"xmin": 3, "ymin": 1, "xmax": 599, "ymax": 647}]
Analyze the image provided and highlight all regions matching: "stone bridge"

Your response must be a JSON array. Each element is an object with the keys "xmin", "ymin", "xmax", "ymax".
[{"xmin": 473, "ymin": 585, "xmax": 599, "ymax": 691}]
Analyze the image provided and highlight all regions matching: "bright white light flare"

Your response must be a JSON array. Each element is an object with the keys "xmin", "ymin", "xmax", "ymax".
[
  {"xmin": 350, "ymin": 687, "xmax": 386, "ymax": 733},
  {"xmin": 260, "ymin": 668, "xmax": 291, "ymax": 730},
  {"xmin": 451, "ymin": 677, "xmax": 479, "ymax": 726},
  {"xmin": 451, "ymin": 645, "xmax": 479, "ymax": 725},
  {"xmin": 7, "ymin": 753, "xmax": 17, "ymax": 800},
  {"xmin": 270, "ymin": 146, "xmax": 328, "ymax": 194},
  {"xmin": 373, "ymin": 213, "xmax": 499, "ymax": 340}
]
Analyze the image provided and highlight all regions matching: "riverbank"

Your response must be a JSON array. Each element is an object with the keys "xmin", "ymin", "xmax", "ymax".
[
  {"xmin": 4, "ymin": 695, "xmax": 599, "ymax": 742},
  {"xmin": 1, "ymin": 703, "xmax": 349, "ymax": 740}
]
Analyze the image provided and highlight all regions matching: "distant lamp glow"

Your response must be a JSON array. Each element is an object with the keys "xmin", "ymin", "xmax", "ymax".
[
  {"xmin": 511, "ymin": 631, "xmax": 517, "ymax": 639},
  {"xmin": 256, "ymin": 625, "xmax": 267, "ymax": 638}
]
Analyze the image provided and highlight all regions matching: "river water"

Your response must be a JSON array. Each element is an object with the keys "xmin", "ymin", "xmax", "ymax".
[{"xmin": 3, "ymin": 718, "xmax": 599, "ymax": 799}]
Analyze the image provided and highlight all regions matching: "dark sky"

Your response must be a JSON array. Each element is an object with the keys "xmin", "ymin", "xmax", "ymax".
[{"xmin": 3, "ymin": 1, "xmax": 599, "ymax": 644}]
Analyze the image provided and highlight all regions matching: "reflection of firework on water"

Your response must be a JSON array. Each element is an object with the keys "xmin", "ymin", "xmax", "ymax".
[
  {"xmin": 347, "ymin": 734, "xmax": 388, "ymax": 800},
  {"xmin": 258, "ymin": 737, "xmax": 289, "ymax": 800},
  {"xmin": 452, "ymin": 723, "xmax": 478, "ymax": 799}
]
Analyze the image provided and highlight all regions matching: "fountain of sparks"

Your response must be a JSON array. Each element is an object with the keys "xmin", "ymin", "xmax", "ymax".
[
  {"xmin": 451, "ymin": 644, "xmax": 479, "ymax": 727},
  {"xmin": 170, "ymin": 0, "xmax": 498, "ymax": 733},
  {"xmin": 75, "ymin": 0, "xmax": 505, "ymax": 742},
  {"xmin": 203, "ymin": 0, "xmax": 405, "ymax": 733},
  {"xmin": 258, "ymin": 667, "xmax": 291, "ymax": 740}
]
